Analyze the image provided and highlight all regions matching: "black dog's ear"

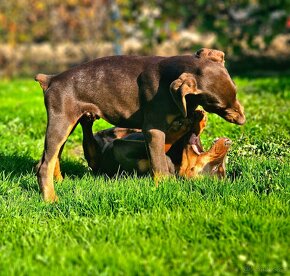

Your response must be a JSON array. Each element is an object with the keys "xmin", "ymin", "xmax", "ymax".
[
  {"xmin": 195, "ymin": 48, "xmax": 225, "ymax": 65},
  {"xmin": 170, "ymin": 73, "xmax": 200, "ymax": 117}
]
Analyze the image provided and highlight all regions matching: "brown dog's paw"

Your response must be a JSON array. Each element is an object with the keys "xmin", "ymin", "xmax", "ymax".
[
  {"xmin": 195, "ymin": 48, "xmax": 225, "ymax": 65},
  {"xmin": 43, "ymin": 192, "xmax": 59, "ymax": 203}
]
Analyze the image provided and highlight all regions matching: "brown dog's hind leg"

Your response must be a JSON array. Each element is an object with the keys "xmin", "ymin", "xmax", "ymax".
[
  {"xmin": 36, "ymin": 144, "xmax": 63, "ymax": 182},
  {"xmin": 37, "ymin": 117, "xmax": 77, "ymax": 202},
  {"xmin": 53, "ymin": 122, "xmax": 79, "ymax": 182}
]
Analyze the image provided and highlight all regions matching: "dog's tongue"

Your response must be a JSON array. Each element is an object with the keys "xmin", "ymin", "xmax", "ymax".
[{"xmin": 188, "ymin": 134, "xmax": 203, "ymax": 154}]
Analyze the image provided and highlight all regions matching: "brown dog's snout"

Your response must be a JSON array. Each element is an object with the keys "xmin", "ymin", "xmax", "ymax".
[
  {"xmin": 214, "ymin": 137, "xmax": 232, "ymax": 146},
  {"xmin": 237, "ymin": 112, "xmax": 246, "ymax": 125},
  {"xmin": 224, "ymin": 138, "xmax": 232, "ymax": 146},
  {"xmin": 213, "ymin": 137, "xmax": 231, "ymax": 146},
  {"xmin": 232, "ymin": 100, "xmax": 246, "ymax": 125},
  {"xmin": 229, "ymin": 111, "xmax": 246, "ymax": 125},
  {"xmin": 223, "ymin": 100, "xmax": 246, "ymax": 125}
]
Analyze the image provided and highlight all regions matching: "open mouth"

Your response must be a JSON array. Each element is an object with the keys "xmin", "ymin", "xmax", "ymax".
[{"xmin": 189, "ymin": 134, "xmax": 203, "ymax": 155}]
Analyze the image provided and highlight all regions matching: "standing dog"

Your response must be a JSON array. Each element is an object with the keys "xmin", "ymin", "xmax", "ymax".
[{"xmin": 35, "ymin": 48, "xmax": 245, "ymax": 201}]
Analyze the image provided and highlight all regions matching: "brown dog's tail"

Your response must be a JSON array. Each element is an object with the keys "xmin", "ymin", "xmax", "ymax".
[{"xmin": 35, "ymin": 73, "xmax": 55, "ymax": 91}]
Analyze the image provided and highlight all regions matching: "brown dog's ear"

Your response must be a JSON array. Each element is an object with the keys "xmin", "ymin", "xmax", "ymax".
[
  {"xmin": 170, "ymin": 73, "xmax": 200, "ymax": 117},
  {"xmin": 195, "ymin": 48, "xmax": 225, "ymax": 65}
]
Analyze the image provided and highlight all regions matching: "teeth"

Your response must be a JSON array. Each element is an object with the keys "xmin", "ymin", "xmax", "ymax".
[{"xmin": 191, "ymin": 144, "xmax": 201, "ymax": 155}]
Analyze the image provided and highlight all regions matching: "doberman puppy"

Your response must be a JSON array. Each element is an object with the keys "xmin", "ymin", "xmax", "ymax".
[
  {"xmin": 80, "ymin": 110, "xmax": 230, "ymax": 178},
  {"xmin": 35, "ymin": 48, "xmax": 245, "ymax": 201},
  {"xmin": 79, "ymin": 111, "xmax": 198, "ymax": 176}
]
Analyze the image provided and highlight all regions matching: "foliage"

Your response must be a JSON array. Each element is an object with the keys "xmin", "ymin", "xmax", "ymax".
[
  {"xmin": 0, "ymin": 0, "xmax": 288, "ymax": 54},
  {"xmin": 0, "ymin": 0, "xmax": 110, "ymax": 44},
  {"xmin": 116, "ymin": 0, "xmax": 289, "ymax": 53},
  {"xmin": 0, "ymin": 77, "xmax": 289, "ymax": 274}
]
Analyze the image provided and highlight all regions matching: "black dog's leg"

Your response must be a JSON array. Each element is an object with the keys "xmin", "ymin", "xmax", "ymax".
[{"xmin": 79, "ymin": 117, "xmax": 103, "ymax": 174}]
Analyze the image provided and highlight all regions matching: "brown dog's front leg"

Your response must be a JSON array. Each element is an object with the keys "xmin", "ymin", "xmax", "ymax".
[{"xmin": 143, "ymin": 129, "xmax": 171, "ymax": 182}]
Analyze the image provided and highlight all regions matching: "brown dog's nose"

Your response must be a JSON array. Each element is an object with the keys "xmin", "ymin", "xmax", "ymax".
[
  {"xmin": 213, "ymin": 137, "xmax": 232, "ymax": 147},
  {"xmin": 236, "ymin": 115, "xmax": 246, "ymax": 125},
  {"xmin": 224, "ymin": 138, "xmax": 232, "ymax": 146}
]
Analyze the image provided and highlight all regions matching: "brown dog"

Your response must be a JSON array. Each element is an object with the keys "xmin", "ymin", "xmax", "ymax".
[{"xmin": 35, "ymin": 48, "xmax": 245, "ymax": 201}]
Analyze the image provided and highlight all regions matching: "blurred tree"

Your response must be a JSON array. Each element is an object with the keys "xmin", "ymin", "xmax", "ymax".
[
  {"xmin": 116, "ymin": 0, "xmax": 289, "ymax": 54},
  {"xmin": 0, "ymin": 0, "xmax": 110, "ymax": 44},
  {"xmin": 0, "ymin": 0, "xmax": 288, "ymax": 54},
  {"xmin": 109, "ymin": 0, "xmax": 122, "ymax": 54}
]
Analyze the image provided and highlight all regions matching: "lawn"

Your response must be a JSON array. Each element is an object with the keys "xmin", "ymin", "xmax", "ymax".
[{"xmin": 0, "ymin": 76, "xmax": 289, "ymax": 275}]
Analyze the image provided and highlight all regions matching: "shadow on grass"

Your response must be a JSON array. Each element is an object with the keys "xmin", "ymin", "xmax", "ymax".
[{"xmin": 0, "ymin": 153, "xmax": 88, "ymax": 191}]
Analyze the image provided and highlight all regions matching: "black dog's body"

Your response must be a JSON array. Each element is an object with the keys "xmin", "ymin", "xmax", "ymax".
[
  {"xmin": 36, "ymin": 50, "xmax": 245, "ymax": 201},
  {"xmin": 82, "ymin": 110, "xmax": 231, "ymax": 179}
]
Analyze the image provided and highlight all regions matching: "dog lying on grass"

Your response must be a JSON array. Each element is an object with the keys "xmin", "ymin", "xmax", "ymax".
[
  {"xmin": 78, "ymin": 111, "xmax": 195, "ymax": 176},
  {"xmin": 79, "ymin": 110, "xmax": 231, "ymax": 178}
]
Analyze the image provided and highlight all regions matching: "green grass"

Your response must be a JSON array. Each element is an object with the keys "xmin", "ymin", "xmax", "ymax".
[{"xmin": 0, "ymin": 76, "xmax": 289, "ymax": 275}]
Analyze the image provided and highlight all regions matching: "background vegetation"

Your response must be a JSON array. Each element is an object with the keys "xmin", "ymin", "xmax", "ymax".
[
  {"xmin": 0, "ymin": 1, "xmax": 289, "ymax": 77},
  {"xmin": 0, "ymin": 1, "xmax": 288, "ymax": 50}
]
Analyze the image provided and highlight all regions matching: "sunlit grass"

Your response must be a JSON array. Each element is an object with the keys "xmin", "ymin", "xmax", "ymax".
[{"xmin": 0, "ymin": 77, "xmax": 289, "ymax": 274}]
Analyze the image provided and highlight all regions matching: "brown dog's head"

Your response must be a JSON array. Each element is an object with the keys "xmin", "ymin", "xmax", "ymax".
[{"xmin": 170, "ymin": 48, "xmax": 246, "ymax": 125}]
